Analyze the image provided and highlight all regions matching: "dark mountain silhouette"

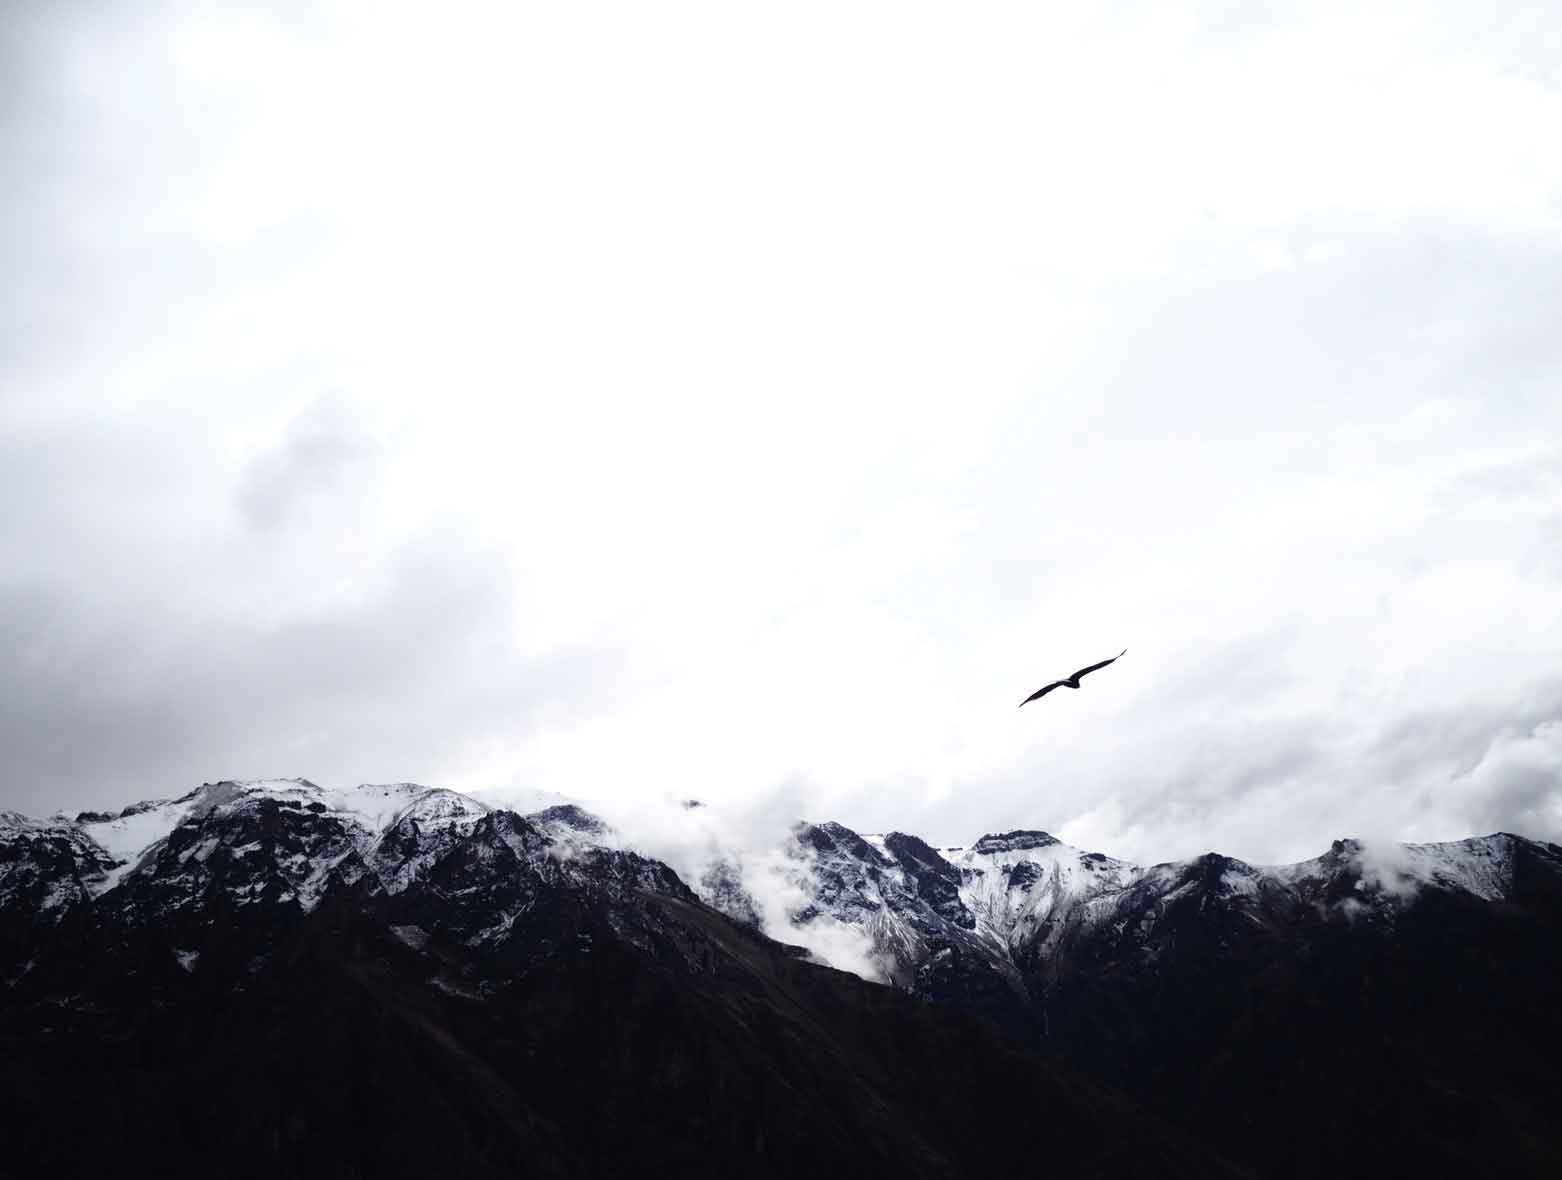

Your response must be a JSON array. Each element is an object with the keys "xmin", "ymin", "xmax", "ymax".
[
  {"xmin": 6, "ymin": 779, "xmax": 1561, "ymax": 1178},
  {"xmin": 0, "ymin": 787, "xmax": 1232, "ymax": 1180},
  {"xmin": 774, "ymin": 821, "xmax": 1562, "ymax": 1179}
]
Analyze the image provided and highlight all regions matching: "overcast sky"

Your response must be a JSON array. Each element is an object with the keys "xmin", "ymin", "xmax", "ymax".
[{"xmin": 4, "ymin": 1, "xmax": 1561, "ymax": 865}]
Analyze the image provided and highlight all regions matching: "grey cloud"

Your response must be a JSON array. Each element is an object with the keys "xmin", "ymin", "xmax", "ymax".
[
  {"xmin": 1369, "ymin": 708, "xmax": 1517, "ymax": 788},
  {"xmin": 1, "ymin": 1, "xmax": 340, "ymax": 392},
  {"xmin": 4, "ymin": 1, "xmax": 1562, "ymax": 874},
  {"xmin": 1117, "ymin": 718, "xmax": 1334, "ymax": 832},
  {"xmin": 236, "ymin": 402, "xmax": 369, "ymax": 531},
  {"xmin": 888, "ymin": 677, "xmax": 1562, "ymax": 865},
  {"xmin": 1474, "ymin": 757, "xmax": 1560, "ymax": 835},
  {"xmin": 1111, "ymin": 687, "xmax": 1562, "ymax": 860},
  {"xmin": 0, "ymin": 530, "xmax": 621, "ymax": 815},
  {"xmin": 1124, "ymin": 627, "xmax": 1308, "ymax": 726},
  {"xmin": 1438, "ymin": 699, "xmax": 1562, "ymax": 838}
]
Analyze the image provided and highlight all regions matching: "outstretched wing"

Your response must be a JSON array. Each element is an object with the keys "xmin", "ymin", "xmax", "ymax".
[
  {"xmin": 1018, "ymin": 681, "xmax": 1065, "ymax": 707},
  {"xmin": 1069, "ymin": 648, "xmax": 1127, "ymax": 682}
]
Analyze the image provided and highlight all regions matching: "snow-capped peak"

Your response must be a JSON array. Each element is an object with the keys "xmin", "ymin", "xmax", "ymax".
[
  {"xmin": 949, "ymin": 829, "xmax": 1142, "ymax": 950},
  {"xmin": 1262, "ymin": 832, "xmax": 1525, "ymax": 903},
  {"xmin": 967, "ymin": 830, "xmax": 1062, "ymax": 855},
  {"xmin": 36, "ymin": 779, "xmax": 604, "ymax": 907}
]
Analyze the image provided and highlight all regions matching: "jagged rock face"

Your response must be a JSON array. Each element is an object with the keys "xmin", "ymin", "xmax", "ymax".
[
  {"xmin": 0, "ymin": 779, "xmax": 724, "ymax": 998},
  {"xmin": 529, "ymin": 803, "xmax": 610, "ymax": 837},
  {"xmin": 369, "ymin": 788, "xmax": 490, "ymax": 893},
  {"xmin": 791, "ymin": 821, "xmax": 893, "ymax": 924},
  {"xmin": 787, "ymin": 822, "xmax": 1562, "ymax": 1001},
  {"xmin": 785, "ymin": 822, "xmax": 1024, "ymax": 1001},
  {"xmin": 0, "ymin": 813, "xmax": 119, "ymax": 988},
  {"xmin": 783, "ymin": 819, "xmax": 1149, "ymax": 997},
  {"xmin": 881, "ymin": 832, "xmax": 973, "ymax": 929},
  {"xmin": 952, "ymin": 830, "xmax": 1140, "ymax": 964},
  {"xmin": 0, "ymin": 811, "xmax": 117, "ymax": 921},
  {"xmin": 108, "ymin": 789, "xmax": 371, "ymax": 922},
  {"xmin": 968, "ymin": 830, "xmax": 1060, "ymax": 854},
  {"xmin": 697, "ymin": 858, "xmax": 762, "ymax": 928}
]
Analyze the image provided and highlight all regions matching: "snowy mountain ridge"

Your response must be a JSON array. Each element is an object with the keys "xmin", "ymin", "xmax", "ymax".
[
  {"xmin": 2, "ymin": 777, "xmax": 1556, "ymax": 987},
  {"xmin": 800, "ymin": 821, "xmax": 1542, "ymax": 963}
]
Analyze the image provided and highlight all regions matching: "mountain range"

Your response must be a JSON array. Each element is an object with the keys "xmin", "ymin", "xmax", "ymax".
[{"xmin": 3, "ymin": 777, "xmax": 1560, "ymax": 1178}]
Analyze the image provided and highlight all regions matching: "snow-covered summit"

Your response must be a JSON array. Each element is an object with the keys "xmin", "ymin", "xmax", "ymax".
[
  {"xmin": 779, "ymin": 817, "xmax": 1562, "ymax": 993},
  {"xmin": 5, "ymin": 778, "xmax": 620, "ymax": 914},
  {"xmin": 967, "ymin": 830, "xmax": 1062, "ymax": 855},
  {"xmin": 1261, "ymin": 831, "xmax": 1527, "ymax": 903},
  {"xmin": 948, "ymin": 830, "xmax": 1142, "ymax": 952}
]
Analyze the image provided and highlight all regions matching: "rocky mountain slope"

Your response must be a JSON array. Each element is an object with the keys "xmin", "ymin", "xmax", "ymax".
[
  {"xmin": 773, "ymin": 820, "xmax": 1562, "ymax": 1179},
  {"xmin": 0, "ymin": 779, "xmax": 1233, "ymax": 1180},
  {"xmin": 4, "ymin": 777, "xmax": 1560, "ymax": 1178}
]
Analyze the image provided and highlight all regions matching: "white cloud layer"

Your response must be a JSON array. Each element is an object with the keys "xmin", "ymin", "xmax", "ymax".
[{"xmin": 3, "ymin": 0, "xmax": 1561, "ymax": 864}]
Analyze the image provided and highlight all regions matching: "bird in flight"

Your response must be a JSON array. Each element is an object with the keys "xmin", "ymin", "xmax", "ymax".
[{"xmin": 1019, "ymin": 649, "xmax": 1126, "ymax": 708}]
